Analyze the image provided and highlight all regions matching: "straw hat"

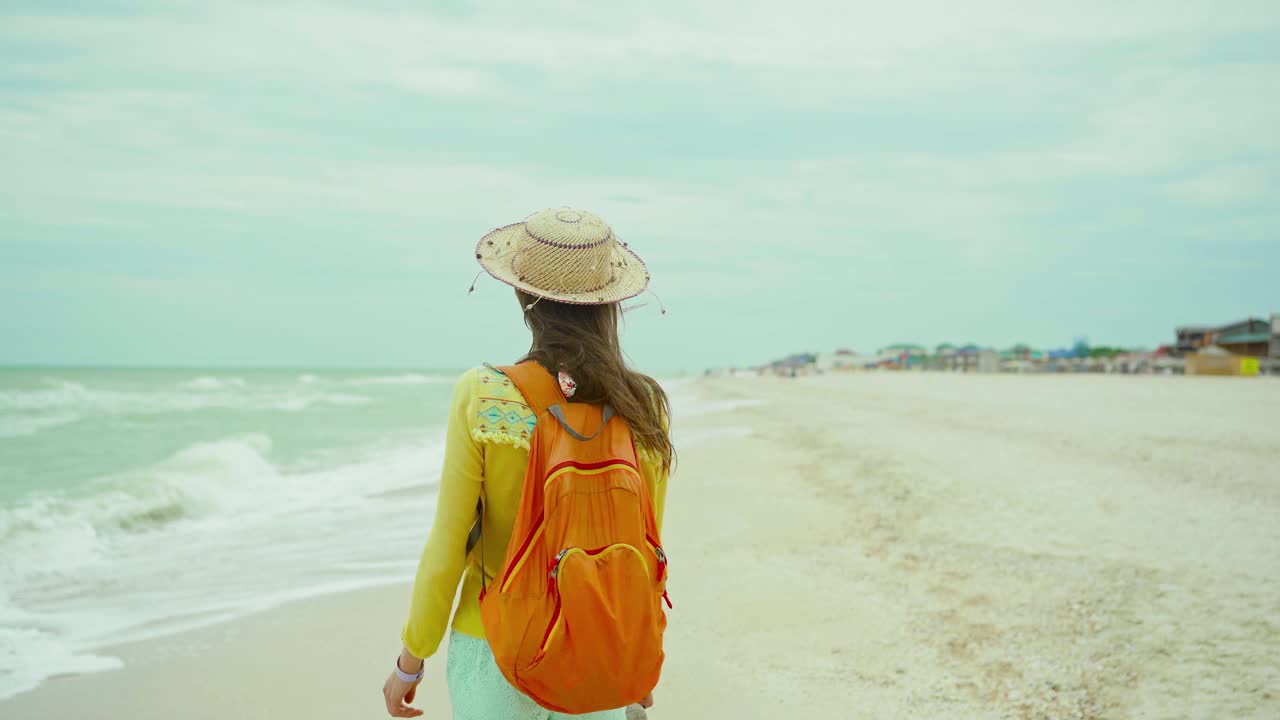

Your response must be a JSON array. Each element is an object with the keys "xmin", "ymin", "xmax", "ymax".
[{"xmin": 474, "ymin": 207, "xmax": 650, "ymax": 305}]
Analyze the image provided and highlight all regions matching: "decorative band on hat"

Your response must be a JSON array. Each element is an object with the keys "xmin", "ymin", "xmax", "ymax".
[{"xmin": 524, "ymin": 226, "xmax": 614, "ymax": 251}]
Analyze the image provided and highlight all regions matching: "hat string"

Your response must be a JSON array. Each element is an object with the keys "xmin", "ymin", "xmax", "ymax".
[
  {"xmin": 622, "ymin": 290, "xmax": 668, "ymax": 316},
  {"xmin": 647, "ymin": 289, "xmax": 668, "ymax": 315}
]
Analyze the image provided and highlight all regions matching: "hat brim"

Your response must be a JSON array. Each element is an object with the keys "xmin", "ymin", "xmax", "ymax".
[{"xmin": 474, "ymin": 223, "xmax": 651, "ymax": 305}]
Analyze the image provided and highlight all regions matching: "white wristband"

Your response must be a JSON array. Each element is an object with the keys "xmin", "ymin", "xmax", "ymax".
[{"xmin": 395, "ymin": 657, "xmax": 424, "ymax": 683}]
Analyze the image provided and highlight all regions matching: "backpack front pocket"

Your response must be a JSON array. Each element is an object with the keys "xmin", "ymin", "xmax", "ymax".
[
  {"xmin": 536, "ymin": 544, "xmax": 650, "ymax": 657},
  {"xmin": 517, "ymin": 543, "xmax": 664, "ymax": 710}
]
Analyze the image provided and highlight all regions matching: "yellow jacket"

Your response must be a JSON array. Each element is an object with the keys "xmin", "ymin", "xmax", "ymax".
[{"xmin": 401, "ymin": 365, "xmax": 669, "ymax": 659}]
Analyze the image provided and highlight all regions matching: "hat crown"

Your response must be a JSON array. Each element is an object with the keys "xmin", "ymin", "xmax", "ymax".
[
  {"xmin": 524, "ymin": 208, "xmax": 612, "ymax": 248},
  {"xmin": 512, "ymin": 207, "xmax": 617, "ymax": 294}
]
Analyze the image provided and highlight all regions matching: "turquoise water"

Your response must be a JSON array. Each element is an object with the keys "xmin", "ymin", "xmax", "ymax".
[
  {"xmin": 0, "ymin": 368, "xmax": 460, "ymax": 699},
  {"xmin": 1, "ymin": 368, "xmax": 459, "ymax": 501}
]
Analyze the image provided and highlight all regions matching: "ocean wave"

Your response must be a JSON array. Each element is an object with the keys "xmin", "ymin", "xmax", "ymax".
[
  {"xmin": 0, "ymin": 430, "xmax": 447, "ymax": 699},
  {"xmin": 180, "ymin": 376, "xmax": 246, "ymax": 390},
  {"xmin": 0, "ymin": 412, "xmax": 81, "ymax": 439},
  {"xmin": 269, "ymin": 394, "xmax": 372, "ymax": 411},
  {"xmin": 0, "ymin": 430, "xmax": 447, "ymax": 575},
  {"xmin": 346, "ymin": 373, "xmax": 453, "ymax": 386},
  {"xmin": 0, "ymin": 381, "xmax": 212, "ymax": 414},
  {"xmin": 0, "ymin": 381, "xmax": 371, "ymax": 416},
  {"xmin": 0, "ymin": 380, "xmax": 92, "ymax": 412},
  {"xmin": 0, "ymin": 433, "xmax": 281, "ymax": 553}
]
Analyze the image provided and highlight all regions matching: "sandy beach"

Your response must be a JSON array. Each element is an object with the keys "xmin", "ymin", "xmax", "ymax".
[{"xmin": 6, "ymin": 373, "xmax": 1278, "ymax": 719}]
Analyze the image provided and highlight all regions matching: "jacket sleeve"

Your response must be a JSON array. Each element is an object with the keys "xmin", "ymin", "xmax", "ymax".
[
  {"xmin": 642, "ymin": 410, "xmax": 671, "ymax": 533},
  {"xmin": 645, "ymin": 460, "xmax": 670, "ymax": 533},
  {"xmin": 400, "ymin": 369, "xmax": 483, "ymax": 658}
]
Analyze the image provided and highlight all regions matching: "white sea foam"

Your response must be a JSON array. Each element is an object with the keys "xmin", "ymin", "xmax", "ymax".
[
  {"xmin": 0, "ymin": 614, "xmax": 122, "ymax": 702},
  {"xmin": 662, "ymin": 377, "xmax": 764, "ymax": 446},
  {"xmin": 662, "ymin": 377, "xmax": 768, "ymax": 419}
]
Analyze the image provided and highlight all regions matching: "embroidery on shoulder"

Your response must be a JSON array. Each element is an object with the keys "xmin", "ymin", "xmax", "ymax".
[{"xmin": 472, "ymin": 364, "xmax": 537, "ymax": 449}]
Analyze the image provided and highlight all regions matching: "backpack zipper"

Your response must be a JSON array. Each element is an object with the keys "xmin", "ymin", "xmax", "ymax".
[
  {"xmin": 549, "ymin": 544, "xmax": 650, "ymax": 580},
  {"xmin": 643, "ymin": 535, "xmax": 672, "ymax": 607}
]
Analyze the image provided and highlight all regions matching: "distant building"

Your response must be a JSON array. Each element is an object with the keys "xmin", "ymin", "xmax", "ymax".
[
  {"xmin": 1176, "ymin": 318, "xmax": 1268, "ymax": 376},
  {"xmin": 1272, "ymin": 314, "xmax": 1280, "ymax": 360},
  {"xmin": 767, "ymin": 352, "xmax": 818, "ymax": 377},
  {"xmin": 1175, "ymin": 326, "xmax": 1212, "ymax": 357},
  {"xmin": 1208, "ymin": 318, "xmax": 1270, "ymax": 357},
  {"xmin": 940, "ymin": 345, "xmax": 999, "ymax": 373},
  {"xmin": 815, "ymin": 348, "xmax": 860, "ymax": 372},
  {"xmin": 879, "ymin": 344, "xmax": 928, "ymax": 357},
  {"xmin": 1174, "ymin": 317, "xmax": 1270, "ymax": 363},
  {"xmin": 876, "ymin": 344, "xmax": 928, "ymax": 370}
]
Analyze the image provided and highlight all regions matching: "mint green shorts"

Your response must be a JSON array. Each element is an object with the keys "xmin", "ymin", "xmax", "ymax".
[{"xmin": 446, "ymin": 631, "xmax": 626, "ymax": 720}]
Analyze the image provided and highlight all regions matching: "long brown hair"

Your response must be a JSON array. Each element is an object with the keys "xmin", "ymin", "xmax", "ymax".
[{"xmin": 515, "ymin": 290, "xmax": 674, "ymax": 471}]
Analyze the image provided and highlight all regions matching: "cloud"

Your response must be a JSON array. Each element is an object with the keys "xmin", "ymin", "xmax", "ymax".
[{"xmin": 2, "ymin": 1, "xmax": 1278, "ymax": 364}]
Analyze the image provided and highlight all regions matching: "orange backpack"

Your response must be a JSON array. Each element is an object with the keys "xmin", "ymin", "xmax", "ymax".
[{"xmin": 477, "ymin": 362, "xmax": 669, "ymax": 714}]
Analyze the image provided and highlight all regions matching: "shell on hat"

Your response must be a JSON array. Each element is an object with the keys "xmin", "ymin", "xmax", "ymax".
[{"xmin": 474, "ymin": 207, "xmax": 650, "ymax": 305}]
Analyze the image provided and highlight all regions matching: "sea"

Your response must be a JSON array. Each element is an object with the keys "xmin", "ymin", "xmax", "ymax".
[{"xmin": 0, "ymin": 367, "xmax": 713, "ymax": 700}]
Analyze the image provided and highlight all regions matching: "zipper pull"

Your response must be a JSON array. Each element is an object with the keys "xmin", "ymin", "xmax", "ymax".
[
  {"xmin": 548, "ymin": 549, "xmax": 569, "ymax": 594},
  {"xmin": 662, "ymin": 590, "xmax": 673, "ymax": 609},
  {"xmin": 654, "ymin": 546, "xmax": 668, "ymax": 582}
]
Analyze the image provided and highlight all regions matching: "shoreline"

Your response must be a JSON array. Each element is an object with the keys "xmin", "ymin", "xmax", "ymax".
[
  {"xmin": 6, "ymin": 373, "xmax": 1278, "ymax": 718},
  {"xmin": 3, "ymin": 581, "xmax": 450, "ymax": 719}
]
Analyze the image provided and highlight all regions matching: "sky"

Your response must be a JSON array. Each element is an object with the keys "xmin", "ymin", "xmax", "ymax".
[{"xmin": 2, "ymin": 1, "xmax": 1278, "ymax": 372}]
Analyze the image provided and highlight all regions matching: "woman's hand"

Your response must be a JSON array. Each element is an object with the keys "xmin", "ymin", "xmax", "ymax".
[
  {"xmin": 382, "ymin": 672, "xmax": 423, "ymax": 718},
  {"xmin": 640, "ymin": 691, "xmax": 655, "ymax": 708},
  {"xmin": 382, "ymin": 670, "xmax": 422, "ymax": 718}
]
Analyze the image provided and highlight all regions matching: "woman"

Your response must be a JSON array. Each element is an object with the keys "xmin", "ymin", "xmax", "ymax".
[{"xmin": 382, "ymin": 208, "xmax": 674, "ymax": 719}]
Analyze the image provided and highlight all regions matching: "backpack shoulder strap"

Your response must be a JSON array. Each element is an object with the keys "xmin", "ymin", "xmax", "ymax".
[
  {"xmin": 498, "ymin": 361, "xmax": 565, "ymax": 417},
  {"xmin": 468, "ymin": 361, "xmax": 565, "ymax": 572}
]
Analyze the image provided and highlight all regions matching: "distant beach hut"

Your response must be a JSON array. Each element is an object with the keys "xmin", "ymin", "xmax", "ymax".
[
  {"xmin": 877, "ymin": 344, "xmax": 928, "ymax": 371},
  {"xmin": 935, "ymin": 344, "xmax": 997, "ymax": 372},
  {"xmin": 815, "ymin": 348, "xmax": 860, "ymax": 373},
  {"xmin": 974, "ymin": 348, "xmax": 1000, "ymax": 373},
  {"xmin": 1186, "ymin": 345, "xmax": 1260, "ymax": 376},
  {"xmin": 768, "ymin": 352, "xmax": 818, "ymax": 377}
]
